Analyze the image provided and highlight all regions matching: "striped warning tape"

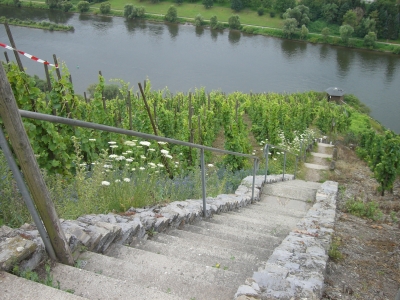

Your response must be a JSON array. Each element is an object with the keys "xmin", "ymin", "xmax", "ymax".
[{"xmin": 0, "ymin": 42, "xmax": 58, "ymax": 68}]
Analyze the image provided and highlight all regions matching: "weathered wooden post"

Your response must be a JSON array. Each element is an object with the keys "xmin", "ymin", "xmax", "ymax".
[
  {"xmin": 0, "ymin": 63, "xmax": 74, "ymax": 265},
  {"xmin": 99, "ymin": 71, "xmax": 106, "ymax": 111},
  {"xmin": 4, "ymin": 51, "xmax": 10, "ymax": 64},
  {"xmin": 4, "ymin": 22, "xmax": 24, "ymax": 72},
  {"xmin": 127, "ymin": 91, "xmax": 132, "ymax": 130}
]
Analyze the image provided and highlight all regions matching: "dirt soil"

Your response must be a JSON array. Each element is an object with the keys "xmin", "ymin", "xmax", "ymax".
[{"xmin": 317, "ymin": 143, "xmax": 400, "ymax": 300}]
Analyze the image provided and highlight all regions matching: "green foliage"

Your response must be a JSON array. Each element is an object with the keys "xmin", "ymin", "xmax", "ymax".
[
  {"xmin": 300, "ymin": 24, "xmax": 309, "ymax": 39},
  {"xmin": 230, "ymin": 0, "xmax": 243, "ymax": 12},
  {"xmin": 343, "ymin": 94, "xmax": 370, "ymax": 115},
  {"xmin": 194, "ymin": 14, "xmax": 204, "ymax": 27},
  {"xmin": 328, "ymin": 238, "xmax": 343, "ymax": 261},
  {"xmin": 99, "ymin": 1, "xmax": 111, "ymax": 14},
  {"xmin": 87, "ymin": 83, "xmax": 122, "ymax": 100},
  {"xmin": 202, "ymin": 0, "xmax": 213, "ymax": 9},
  {"xmin": 342, "ymin": 10, "xmax": 357, "ymax": 27},
  {"xmin": 165, "ymin": 5, "xmax": 178, "ymax": 22},
  {"xmin": 321, "ymin": 27, "xmax": 330, "ymax": 41},
  {"xmin": 61, "ymin": 1, "xmax": 73, "ymax": 12},
  {"xmin": 339, "ymin": 24, "xmax": 353, "ymax": 44},
  {"xmin": 77, "ymin": 1, "xmax": 90, "ymax": 12},
  {"xmin": 363, "ymin": 31, "xmax": 376, "ymax": 48},
  {"xmin": 12, "ymin": 263, "xmax": 58, "ymax": 289},
  {"xmin": 257, "ymin": 7, "xmax": 264, "ymax": 16},
  {"xmin": 123, "ymin": 4, "xmax": 145, "ymax": 19},
  {"xmin": 228, "ymin": 15, "xmax": 241, "ymax": 30},
  {"xmin": 345, "ymin": 199, "xmax": 383, "ymax": 221},
  {"xmin": 283, "ymin": 5, "xmax": 310, "ymax": 28},
  {"xmin": 274, "ymin": 0, "xmax": 295, "ymax": 13},
  {"xmin": 210, "ymin": 15, "xmax": 224, "ymax": 30},
  {"xmin": 282, "ymin": 18, "xmax": 298, "ymax": 38}
]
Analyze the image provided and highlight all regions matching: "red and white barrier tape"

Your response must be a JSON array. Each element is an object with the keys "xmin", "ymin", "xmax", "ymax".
[{"xmin": 0, "ymin": 42, "xmax": 58, "ymax": 68}]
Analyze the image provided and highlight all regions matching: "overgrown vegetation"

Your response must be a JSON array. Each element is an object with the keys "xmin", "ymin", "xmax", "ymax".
[
  {"xmin": 12, "ymin": 263, "xmax": 59, "ymax": 289},
  {"xmin": 345, "ymin": 198, "xmax": 383, "ymax": 220},
  {"xmin": 1, "ymin": 61, "xmax": 398, "ymax": 228},
  {"xmin": 0, "ymin": 16, "xmax": 74, "ymax": 31}
]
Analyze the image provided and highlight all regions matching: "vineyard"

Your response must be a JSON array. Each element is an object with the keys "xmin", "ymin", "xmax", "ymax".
[{"xmin": 0, "ymin": 61, "xmax": 399, "ymax": 227}]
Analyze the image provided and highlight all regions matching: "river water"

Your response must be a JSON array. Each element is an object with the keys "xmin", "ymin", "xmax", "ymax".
[{"xmin": 1, "ymin": 7, "xmax": 399, "ymax": 133}]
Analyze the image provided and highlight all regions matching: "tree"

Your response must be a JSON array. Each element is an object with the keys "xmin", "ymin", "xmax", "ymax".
[
  {"xmin": 61, "ymin": 1, "xmax": 73, "ymax": 12},
  {"xmin": 231, "ymin": 0, "xmax": 243, "ymax": 12},
  {"xmin": 124, "ymin": 4, "xmax": 145, "ymax": 19},
  {"xmin": 202, "ymin": 0, "xmax": 213, "ymax": 8},
  {"xmin": 165, "ymin": 5, "xmax": 178, "ymax": 22},
  {"xmin": 228, "ymin": 15, "xmax": 241, "ymax": 29},
  {"xmin": 194, "ymin": 14, "xmax": 204, "ymax": 26},
  {"xmin": 343, "ymin": 10, "xmax": 357, "ymax": 27},
  {"xmin": 322, "ymin": 3, "xmax": 338, "ymax": 23},
  {"xmin": 13, "ymin": 0, "xmax": 21, "ymax": 7},
  {"xmin": 77, "ymin": 1, "xmax": 90, "ymax": 12},
  {"xmin": 283, "ymin": 5, "xmax": 310, "ymax": 27},
  {"xmin": 283, "ymin": 18, "xmax": 298, "ymax": 38},
  {"xmin": 321, "ymin": 27, "xmax": 330, "ymax": 41},
  {"xmin": 364, "ymin": 31, "xmax": 377, "ymax": 48},
  {"xmin": 46, "ymin": 0, "xmax": 60, "ymax": 9},
  {"xmin": 300, "ymin": 24, "xmax": 309, "ymax": 39},
  {"xmin": 339, "ymin": 24, "xmax": 354, "ymax": 44},
  {"xmin": 175, "ymin": 0, "xmax": 183, "ymax": 5},
  {"xmin": 210, "ymin": 15, "xmax": 223, "ymax": 29},
  {"xmin": 100, "ymin": 2, "xmax": 111, "ymax": 14},
  {"xmin": 274, "ymin": 0, "xmax": 295, "ymax": 13}
]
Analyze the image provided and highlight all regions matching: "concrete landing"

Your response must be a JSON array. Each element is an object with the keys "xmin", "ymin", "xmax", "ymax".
[{"xmin": 304, "ymin": 162, "xmax": 330, "ymax": 170}]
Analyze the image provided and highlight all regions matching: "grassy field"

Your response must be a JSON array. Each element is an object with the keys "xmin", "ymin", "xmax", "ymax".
[{"xmin": 91, "ymin": 0, "xmax": 284, "ymax": 27}]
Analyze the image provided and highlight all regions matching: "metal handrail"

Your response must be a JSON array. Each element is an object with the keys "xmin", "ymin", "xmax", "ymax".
[{"xmin": 19, "ymin": 110, "xmax": 259, "ymax": 217}]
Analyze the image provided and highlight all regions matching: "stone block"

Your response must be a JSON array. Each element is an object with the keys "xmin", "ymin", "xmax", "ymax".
[{"xmin": 0, "ymin": 236, "xmax": 37, "ymax": 271}]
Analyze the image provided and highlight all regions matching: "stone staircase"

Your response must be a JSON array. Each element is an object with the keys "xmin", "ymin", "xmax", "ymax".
[{"xmin": 0, "ymin": 175, "xmax": 338, "ymax": 300}]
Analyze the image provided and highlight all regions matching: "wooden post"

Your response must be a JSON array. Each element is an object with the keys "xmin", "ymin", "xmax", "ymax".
[
  {"xmin": 235, "ymin": 99, "xmax": 239, "ymax": 123},
  {"xmin": 84, "ymin": 92, "xmax": 88, "ymax": 103},
  {"xmin": 138, "ymin": 83, "xmax": 173, "ymax": 179},
  {"xmin": 4, "ymin": 51, "xmax": 10, "ymax": 64},
  {"xmin": 53, "ymin": 54, "xmax": 62, "ymax": 80},
  {"xmin": 99, "ymin": 71, "xmax": 106, "ymax": 111},
  {"xmin": 0, "ymin": 63, "xmax": 74, "ymax": 265},
  {"xmin": 44, "ymin": 64, "xmax": 52, "ymax": 92},
  {"xmin": 127, "ymin": 91, "xmax": 132, "ymax": 130},
  {"xmin": 4, "ymin": 22, "xmax": 24, "ymax": 72}
]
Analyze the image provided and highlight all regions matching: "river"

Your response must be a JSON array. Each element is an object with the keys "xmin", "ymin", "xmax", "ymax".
[{"xmin": 1, "ymin": 7, "xmax": 399, "ymax": 133}]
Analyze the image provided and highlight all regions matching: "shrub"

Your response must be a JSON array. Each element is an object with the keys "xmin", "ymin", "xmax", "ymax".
[
  {"xmin": 49, "ymin": 24, "xmax": 54, "ymax": 31},
  {"xmin": 175, "ymin": 0, "xmax": 183, "ymax": 5},
  {"xmin": 99, "ymin": 1, "xmax": 110, "ymax": 14},
  {"xmin": 242, "ymin": 26, "xmax": 255, "ymax": 34},
  {"xmin": 257, "ymin": 7, "xmax": 264, "ymax": 16},
  {"xmin": 61, "ymin": 1, "xmax": 73, "ymax": 12},
  {"xmin": 202, "ymin": 0, "xmax": 213, "ymax": 8},
  {"xmin": 165, "ymin": 5, "xmax": 177, "ymax": 22},
  {"xmin": 345, "ymin": 199, "xmax": 382, "ymax": 221},
  {"xmin": 77, "ymin": 1, "xmax": 90, "ymax": 12},
  {"xmin": 124, "ymin": 4, "xmax": 145, "ymax": 19},
  {"xmin": 269, "ymin": 11, "xmax": 275, "ymax": 18},
  {"xmin": 228, "ymin": 14, "xmax": 241, "ymax": 30},
  {"xmin": 393, "ymin": 46, "xmax": 400, "ymax": 55},
  {"xmin": 194, "ymin": 14, "xmax": 204, "ymax": 27}
]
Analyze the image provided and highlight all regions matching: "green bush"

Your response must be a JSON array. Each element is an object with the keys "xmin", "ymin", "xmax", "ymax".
[
  {"xmin": 257, "ymin": 7, "xmax": 264, "ymax": 16},
  {"xmin": 242, "ymin": 26, "xmax": 255, "ymax": 34},
  {"xmin": 228, "ymin": 15, "xmax": 241, "ymax": 30},
  {"xmin": 99, "ymin": 1, "xmax": 111, "ymax": 14},
  {"xmin": 194, "ymin": 14, "xmax": 204, "ymax": 27},
  {"xmin": 77, "ymin": 1, "xmax": 90, "ymax": 12},
  {"xmin": 165, "ymin": 5, "xmax": 177, "ymax": 22},
  {"xmin": 345, "ymin": 199, "xmax": 382, "ymax": 221},
  {"xmin": 392, "ymin": 46, "xmax": 400, "ymax": 55},
  {"xmin": 269, "ymin": 11, "xmax": 275, "ymax": 18},
  {"xmin": 61, "ymin": 1, "xmax": 73, "ymax": 12}
]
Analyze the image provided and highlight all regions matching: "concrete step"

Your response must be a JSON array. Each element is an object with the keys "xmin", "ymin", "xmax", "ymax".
[
  {"xmin": 205, "ymin": 213, "xmax": 290, "ymax": 237},
  {"xmin": 135, "ymin": 235, "xmax": 263, "ymax": 274},
  {"xmin": 0, "ymin": 271, "xmax": 87, "ymax": 300},
  {"xmin": 183, "ymin": 222, "xmax": 282, "ymax": 249},
  {"xmin": 51, "ymin": 263, "xmax": 182, "ymax": 300},
  {"xmin": 310, "ymin": 152, "xmax": 332, "ymax": 158},
  {"xmin": 237, "ymin": 197, "xmax": 312, "ymax": 219},
  {"xmin": 80, "ymin": 251, "xmax": 235, "ymax": 300},
  {"xmin": 105, "ymin": 243, "xmax": 242, "ymax": 287},
  {"xmin": 304, "ymin": 163, "xmax": 329, "ymax": 170},
  {"xmin": 164, "ymin": 228, "xmax": 273, "ymax": 260},
  {"xmin": 262, "ymin": 180, "xmax": 320, "ymax": 201}
]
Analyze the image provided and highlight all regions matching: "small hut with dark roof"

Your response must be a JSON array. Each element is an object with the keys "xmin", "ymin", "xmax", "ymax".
[{"xmin": 326, "ymin": 87, "xmax": 345, "ymax": 104}]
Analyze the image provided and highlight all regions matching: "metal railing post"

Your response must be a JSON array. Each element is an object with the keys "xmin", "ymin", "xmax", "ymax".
[
  {"xmin": 251, "ymin": 158, "xmax": 257, "ymax": 202},
  {"xmin": 264, "ymin": 144, "xmax": 269, "ymax": 183},
  {"xmin": 200, "ymin": 148, "xmax": 207, "ymax": 217},
  {"xmin": 0, "ymin": 127, "xmax": 57, "ymax": 261},
  {"xmin": 294, "ymin": 156, "xmax": 298, "ymax": 179},
  {"xmin": 282, "ymin": 151, "xmax": 286, "ymax": 181},
  {"xmin": 299, "ymin": 140, "xmax": 303, "ymax": 161}
]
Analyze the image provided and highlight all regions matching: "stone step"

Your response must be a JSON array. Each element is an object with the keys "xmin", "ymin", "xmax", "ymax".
[
  {"xmin": 184, "ymin": 222, "xmax": 282, "ymax": 249},
  {"xmin": 262, "ymin": 180, "xmax": 320, "ymax": 201},
  {"xmin": 310, "ymin": 152, "xmax": 332, "ymax": 158},
  {"xmin": 80, "ymin": 251, "xmax": 234, "ymax": 300},
  {"xmin": 105, "ymin": 243, "xmax": 242, "ymax": 287},
  {"xmin": 0, "ymin": 271, "xmax": 87, "ymax": 300},
  {"xmin": 205, "ymin": 214, "xmax": 290, "ymax": 238},
  {"xmin": 135, "ymin": 235, "xmax": 264, "ymax": 274},
  {"xmin": 265, "ymin": 179, "xmax": 322, "ymax": 190},
  {"xmin": 237, "ymin": 197, "xmax": 312, "ymax": 219},
  {"xmin": 304, "ymin": 163, "xmax": 330, "ymax": 170},
  {"xmin": 165, "ymin": 228, "xmax": 273, "ymax": 260},
  {"xmin": 51, "ymin": 263, "xmax": 183, "ymax": 300}
]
